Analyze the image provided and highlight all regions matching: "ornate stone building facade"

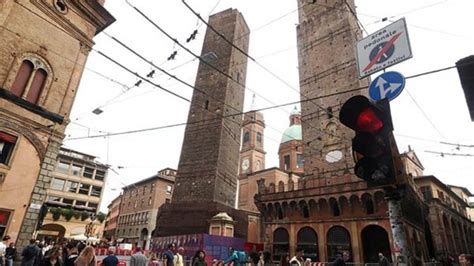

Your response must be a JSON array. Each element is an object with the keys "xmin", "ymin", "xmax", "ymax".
[
  {"xmin": 0, "ymin": 0, "xmax": 114, "ymax": 249},
  {"xmin": 253, "ymin": 0, "xmax": 429, "ymax": 263},
  {"xmin": 415, "ymin": 176, "xmax": 474, "ymax": 257}
]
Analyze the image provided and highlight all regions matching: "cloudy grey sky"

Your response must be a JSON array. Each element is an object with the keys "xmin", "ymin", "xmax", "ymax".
[{"xmin": 63, "ymin": 0, "xmax": 474, "ymax": 212}]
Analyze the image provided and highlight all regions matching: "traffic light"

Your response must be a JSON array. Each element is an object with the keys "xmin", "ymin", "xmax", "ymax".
[
  {"xmin": 339, "ymin": 95, "xmax": 396, "ymax": 187},
  {"xmin": 456, "ymin": 55, "xmax": 474, "ymax": 121}
]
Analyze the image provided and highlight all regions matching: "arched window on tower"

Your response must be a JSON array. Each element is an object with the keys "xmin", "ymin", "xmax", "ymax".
[
  {"xmin": 243, "ymin": 132, "xmax": 250, "ymax": 143},
  {"xmin": 256, "ymin": 132, "xmax": 262, "ymax": 144}
]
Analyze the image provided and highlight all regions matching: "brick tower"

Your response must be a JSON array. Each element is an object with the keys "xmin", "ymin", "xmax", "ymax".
[
  {"xmin": 297, "ymin": 0, "xmax": 369, "ymax": 182},
  {"xmin": 239, "ymin": 110, "xmax": 266, "ymax": 175},
  {"xmin": 155, "ymin": 8, "xmax": 250, "ymax": 237}
]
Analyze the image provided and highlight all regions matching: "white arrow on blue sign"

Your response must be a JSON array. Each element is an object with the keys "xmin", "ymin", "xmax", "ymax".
[{"xmin": 368, "ymin": 71, "xmax": 406, "ymax": 101}]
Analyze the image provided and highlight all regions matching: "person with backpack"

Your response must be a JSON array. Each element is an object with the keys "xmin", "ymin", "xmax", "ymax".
[
  {"xmin": 223, "ymin": 247, "xmax": 247, "ymax": 266},
  {"xmin": 21, "ymin": 239, "xmax": 40, "ymax": 266}
]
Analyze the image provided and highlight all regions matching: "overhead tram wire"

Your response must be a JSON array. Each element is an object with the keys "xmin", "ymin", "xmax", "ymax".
[
  {"xmin": 404, "ymin": 89, "xmax": 445, "ymax": 139},
  {"xmin": 343, "ymin": 0, "xmax": 369, "ymax": 36},
  {"xmin": 123, "ymin": 0, "xmax": 285, "ymax": 112},
  {"xmin": 181, "ymin": 0, "xmax": 353, "ymax": 142},
  {"xmin": 65, "ymin": 84, "xmax": 369, "ymax": 141},
  {"xmin": 92, "ymin": 49, "xmax": 190, "ymax": 103},
  {"xmin": 65, "ymin": 61, "xmax": 469, "ymax": 144}
]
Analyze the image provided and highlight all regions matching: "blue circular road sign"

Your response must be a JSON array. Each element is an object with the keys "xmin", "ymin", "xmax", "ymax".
[{"xmin": 368, "ymin": 71, "xmax": 406, "ymax": 101}]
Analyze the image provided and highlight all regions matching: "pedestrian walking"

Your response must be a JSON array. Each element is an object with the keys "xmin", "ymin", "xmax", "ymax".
[
  {"xmin": 74, "ymin": 246, "xmax": 96, "ymax": 266},
  {"xmin": 459, "ymin": 254, "xmax": 473, "ymax": 266},
  {"xmin": 130, "ymin": 247, "xmax": 148, "ymax": 266},
  {"xmin": 192, "ymin": 250, "xmax": 206, "ymax": 266},
  {"xmin": 64, "ymin": 248, "xmax": 78, "ymax": 266},
  {"xmin": 39, "ymin": 247, "xmax": 62, "ymax": 266},
  {"xmin": 163, "ymin": 244, "xmax": 175, "ymax": 266},
  {"xmin": 223, "ymin": 247, "xmax": 247, "ymax": 266},
  {"xmin": 174, "ymin": 247, "xmax": 184, "ymax": 266},
  {"xmin": 102, "ymin": 249, "xmax": 118, "ymax": 266},
  {"xmin": 378, "ymin": 253, "xmax": 389, "ymax": 266},
  {"xmin": 0, "ymin": 236, "xmax": 8, "ymax": 266},
  {"xmin": 279, "ymin": 255, "xmax": 289, "ymax": 266},
  {"xmin": 22, "ymin": 239, "xmax": 40, "ymax": 266},
  {"xmin": 332, "ymin": 251, "xmax": 349, "ymax": 266},
  {"xmin": 5, "ymin": 243, "xmax": 16, "ymax": 266},
  {"xmin": 289, "ymin": 248, "xmax": 304, "ymax": 266},
  {"xmin": 260, "ymin": 251, "xmax": 273, "ymax": 266},
  {"xmin": 148, "ymin": 253, "xmax": 159, "ymax": 266}
]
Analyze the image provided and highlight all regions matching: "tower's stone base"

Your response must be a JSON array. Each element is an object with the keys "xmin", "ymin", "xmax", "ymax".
[{"xmin": 154, "ymin": 201, "xmax": 249, "ymax": 239}]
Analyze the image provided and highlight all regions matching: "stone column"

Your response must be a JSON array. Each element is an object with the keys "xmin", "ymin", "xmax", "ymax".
[
  {"xmin": 145, "ymin": 232, "xmax": 152, "ymax": 250},
  {"xmin": 15, "ymin": 138, "xmax": 61, "ymax": 257}
]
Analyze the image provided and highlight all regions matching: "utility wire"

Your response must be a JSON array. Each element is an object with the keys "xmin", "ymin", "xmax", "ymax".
[
  {"xmin": 65, "ymin": 85, "xmax": 367, "ymax": 141},
  {"xmin": 343, "ymin": 0, "xmax": 368, "ymax": 35},
  {"xmin": 93, "ymin": 49, "xmax": 190, "ymax": 102},
  {"xmin": 181, "ymin": 0, "xmax": 350, "ymax": 143},
  {"xmin": 425, "ymin": 150, "xmax": 474, "ymax": 157},
  {"xmin": 124, "ymin": 0, "xmax": 347, "ymax": 144},
  {"xmin": 66, "ymin": 61, "xmax": 467, "ymax": 142},
  {"xmin": 405, "ymin": 89, "xmax": 445, "ymax": 139}
]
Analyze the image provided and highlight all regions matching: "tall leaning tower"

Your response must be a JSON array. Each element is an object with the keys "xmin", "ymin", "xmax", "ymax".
[
  {"xmin": 155, "ymin": 8, "xmax": 250, "ymax": 238},
  {"xmin": 297, "ymin": 0, "xmax": 369, "ymax": 182}
]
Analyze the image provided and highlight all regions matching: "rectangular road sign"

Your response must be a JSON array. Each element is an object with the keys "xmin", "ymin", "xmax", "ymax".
[{"xmin": 356, "ymin": 18, "xmax": 412, "ymax": 79}]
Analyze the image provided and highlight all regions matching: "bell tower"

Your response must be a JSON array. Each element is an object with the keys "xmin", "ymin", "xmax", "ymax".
[{"xmin": 240, "ymin": 110, "xmax": 266, "ymax": 175}]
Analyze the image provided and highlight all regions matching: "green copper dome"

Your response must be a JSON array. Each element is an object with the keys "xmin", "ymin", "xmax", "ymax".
[{"xmin": 281, "ymin": 124, "xmax": 302, "ymax": 143}]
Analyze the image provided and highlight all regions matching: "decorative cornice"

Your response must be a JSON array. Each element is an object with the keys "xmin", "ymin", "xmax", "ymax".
[{"xmin": 0, "ymin": 87, "xmax": 64, "ymax": 124}]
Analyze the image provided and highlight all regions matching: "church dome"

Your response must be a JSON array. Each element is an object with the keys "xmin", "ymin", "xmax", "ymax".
[{"xmin": 281, "ymin": 124, "xmax": 302, "ymax": 143}]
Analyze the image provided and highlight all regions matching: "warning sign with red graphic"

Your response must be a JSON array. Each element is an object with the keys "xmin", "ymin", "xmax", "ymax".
[{"xmin": 356, "ymin": 18, "xmax": 412, "ymax": 79}]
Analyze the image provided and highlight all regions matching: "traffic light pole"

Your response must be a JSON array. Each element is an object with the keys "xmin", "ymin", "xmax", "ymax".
[{"xmin": 386, "ymin": 189, "xmax": 411, "ymax": 265}]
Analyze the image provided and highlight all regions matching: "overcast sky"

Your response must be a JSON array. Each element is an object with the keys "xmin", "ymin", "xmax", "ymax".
[{"xmin": 63, "ymin": 0, "xmax": 474, "ymax": 212}]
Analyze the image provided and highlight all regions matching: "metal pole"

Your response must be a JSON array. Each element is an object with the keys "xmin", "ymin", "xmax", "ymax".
[{"xmin": 387, "ymin": 191, "xmax": 411, "ymax": 266}]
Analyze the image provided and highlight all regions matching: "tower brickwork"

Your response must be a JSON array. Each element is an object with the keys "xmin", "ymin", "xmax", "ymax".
[
  {"xmin": 296, "ymin": 0, "xmax": 369, "ymax": 182},
  {"xmin": 155, "ymin": 8, "xmax": 251, "ymax": 238},
  {"xmin": 171, "ymin": 8, "xmax": 249, "ymax": 207}
]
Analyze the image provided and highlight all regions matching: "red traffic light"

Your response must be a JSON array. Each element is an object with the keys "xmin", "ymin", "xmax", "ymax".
[
  {"xmin": 357, "ymin": 108, "xmax": 384, "ymax": 133},
  {"xmin": 340, "ymin": 95, "xmax": 392, "ymax": 133}
]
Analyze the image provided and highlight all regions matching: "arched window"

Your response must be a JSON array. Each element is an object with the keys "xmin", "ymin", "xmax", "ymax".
[
  {"xmin": 277, "ymin": 205, "xmax": 284, "ymax": 220},
  {"xmin": 257, "ymin": 132, "xmax": 262, "ymax": 144},
  {"xmin": 11, "ymin": 60, "xmax": 34, "ymax": 97},
  {"xmin": 361, "ymin": 225, "xmax": 391, "ymax": 263},
  {"xmin": 268, "ymin": 183, "xmax": 275, "ymax": 193},
  {"xmin": 330, "ymin": 199, "xmax": 340, "ymax": 216},
  {"xmin": 297, "ymin": 227, "xmax": 318, "ymax": 261},
  {"xmin": 273, "ymin": 228, "xmax": 289, "ymax": 261},
  {"xmin": 327, "ymin": 226, "xmax": 352, "ymax": 261},
  {"xmin": 302, "ymin": 205, "xmax": 310, "ymax": 218},
  {"xmin": 365, "ymin": 199, "xmax": 374, "ymax": 215},
  {"xmin": 243, "ymin": 132, "xmax": 250, "ymax": 143},
  {"xmin": 10, "ymin": 57, "xmax": 50, "ymax": 105},
  {"xmin": 278, "ymin": 181, "xmax": 285, "ymax": 192}
]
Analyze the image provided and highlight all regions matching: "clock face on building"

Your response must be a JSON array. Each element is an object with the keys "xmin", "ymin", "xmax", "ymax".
[
  {"xmin": 241, "ymin": 158, "xmax": 250, "ymax": 171},
  {"xmin": 325, "ymin": 150, "xmax": 343, "ymax": 163}
]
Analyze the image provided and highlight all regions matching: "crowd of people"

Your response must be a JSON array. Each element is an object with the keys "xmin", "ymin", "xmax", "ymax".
[{"xmin": 1, "ymin": 235, "xmax": 473, "ymax": 266}]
